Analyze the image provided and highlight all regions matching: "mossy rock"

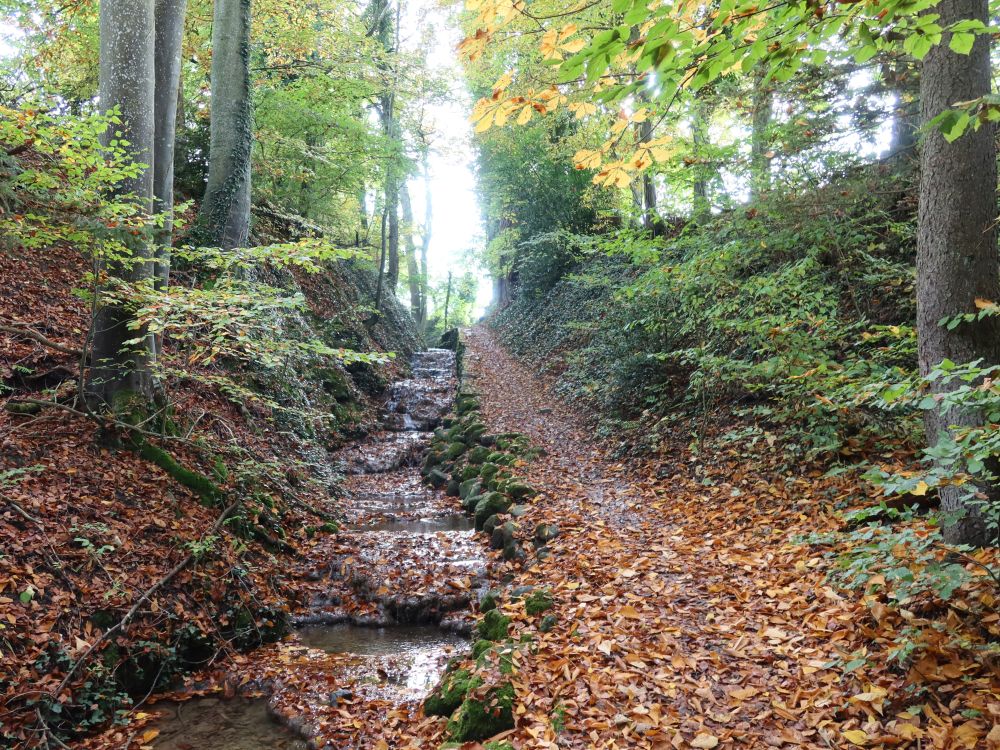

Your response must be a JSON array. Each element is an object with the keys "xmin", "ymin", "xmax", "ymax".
[
  {"xmin": 428, "ymin": 469, "xmax": 450, "ymax": 488},
  {"xmin": 447, "ymin": 682, "xmax": 515, "ymax": 742},
  {"xmin": 482, "ymin": 514, "xmax": 501, "ymax": 537},
  {"xmin": 524, "ymin": 589, "xmax": 554, "ymax": 616},
  {"xmin": 459, "ymin": 479, "xmax": 481, "ymax": 500},
  {"xmin": 446, "ymin": 479, "xmax": 461, "ymax": 497},
  {"xmin": 476, "ymin": 609, "xmax": 510, "ymax": 641},
  {"xmin": 472, "ymin": 639, "xmax": 494, "ymax": 659},
  {"xmin": 463, "ymin": 422, "xmax": 488, "ymax": 443},
  {"xmin": 539, "ymin": 614, "xmax": 558, "ymax": 632},
  {"xmin": 478, "ymin": 462, "xmax": 500, "ymax": 483},
  {"xmin": 474, "ymin": 492, "xmax": 511, "ymax": 530},
  {"xmin": 424, "ymin": 667, "xmax": 481, "ymax": 717},
  {"xmin": 486, "ymin": 451, "xmax": 515, "ymax": 466},
  {"xmin": 467, "ymin": 446, "xmax": 491, "ymax": 465},
  {"xmin": 461, "ymin": 492, "xmax": 483, "ymax": 513},
  {"xmin": 479, "ymin": 590, "xmax": 499, "ymax": 612},
  {"xmin": 475, "ymin": 642, "xmax": 516, "ymax": 675},
  {"xmin": 461, "ymin": 464, "xmax": 481, "ymax": 482},
  {"xmin": 506, "ymin": 482, "xmax": 537, "ymax": 501},
  {"xmin": 445, "ymin": 441, "xmax": 467, "ymax": 460},
  {"xmin": 422, "ymin": 451, "xmax": 443, "ymax": 473},
  {"xmin": 484, "ymin": 742, "xmax": 514, "ymax": 750}
]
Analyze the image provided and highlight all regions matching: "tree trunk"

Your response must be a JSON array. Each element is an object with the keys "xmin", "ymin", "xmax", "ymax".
[
  {"xmin": 885, "ymin": 59, "xmax": 920, "ymax": 160},
  {"xmin": 400, "ymin": 182, "xmax": 422, "ymax": 318},
  {"xmin": 88, "ymin": 0, "xmax": 157, "ymax": 410},
  {"xmin": 917, "ymin": 0, "xmax": 1000, "ymax": 546},
  {"xmin": 199, "ymin": 0, "xmax": 252, "ymax": 249},
  {"xmin": 749, "ymin": 69, "xmax": 772, "ymax": 201},
  {"xmin": 152, "ymin": 0, "xmax": 187, "ymax": 292},
  {"xmin": 691, "ymin": 97, "xmax": 713, "ymax": 222},
  {"xmin": 419, "ymin": 153, "xmax": 431, "ymax": 327}
]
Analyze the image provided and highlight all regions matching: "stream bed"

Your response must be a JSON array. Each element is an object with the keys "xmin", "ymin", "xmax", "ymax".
[{"xmin": 152, "ymin": 349, "xmax": 482, "ymax": 748}]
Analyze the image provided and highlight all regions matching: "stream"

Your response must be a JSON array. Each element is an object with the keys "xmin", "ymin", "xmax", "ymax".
[{"xmin": 152, "ymin": 349, "xmax": 483, "ymax": 748}]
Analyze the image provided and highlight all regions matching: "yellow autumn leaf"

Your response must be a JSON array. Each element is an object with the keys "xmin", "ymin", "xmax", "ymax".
[
  {"xmin": 574, "ymin": 149, "xmax": 603, "ymax": 170},
  {"xmin": 493, "ymin": 71, "xmax": 513, "ymax": 92},
  {"xmin": 843, "ymin": 729, "xmax": 868, "ymax": 745},
  {"xmin": 516, "ymin": 105, "xmax": 533, "ymax": 125},
  {"xmin": 141, "ymin": 729, "xmax": 160, "ymax": 743},
  {"xmin": 632, "ymin": 107, "xmax": 649, "ymax": 122},
  {"xmin": 561, "ymin": 38, "xmax": 587, "ymax": 54},
  {"xmin": 558, "ymin": 23, "xmax": 578, "ymax": 40},
  {"xmin": 911, "ymin": 480, "xmax": 929, "ymax": 496},
  {"xmin": 569, "ymin": 102, "xmax": 597, "ymax": 119}
]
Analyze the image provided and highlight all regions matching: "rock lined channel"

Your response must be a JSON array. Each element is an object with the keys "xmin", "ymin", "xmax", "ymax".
[{"xmin": 153, "ymin": 349, "xmax": 485, "ymax": 747}]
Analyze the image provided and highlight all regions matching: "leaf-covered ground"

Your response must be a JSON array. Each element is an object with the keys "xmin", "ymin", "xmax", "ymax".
[
  {"xmin": 441, "ymin": 327, "xmax": 1000, "ymax": 750},
  {"xmin": 4, "ymin": 304, "xmax": 998, "ymax": 749}
]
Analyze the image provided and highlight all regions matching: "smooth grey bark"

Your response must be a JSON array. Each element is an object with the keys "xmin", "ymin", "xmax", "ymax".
[
  {"xmin": 749, "ymin": 69, "xmax": 773, "ymax": 200},
  {"xmin": 419, "ymin": 163, "xmax": 430, "ymax": 327},
  {"xmin": 400, "ymin": 182, "xmax": 422, "ymax": 321},
  {"xmin": 200, "ymin": 0, "xmax": 252, "ymax": 249},
  {"xmin": 885, "ymin": 60, "xmax": 920, "ymax": 160},
  {"xmin": 152, "ymin": 0, "xmax": 187, "ymax": 291},
  {"xmin": 88, "ymin": 0, "xmax": 157, "ymax": 409},
  {"xmin": 917, "ymin": 0, "xmax": 1000, "ymax": 546},
  {"xmin": 691, "ymin": 97, "xmax": 713, "ymax": 222}
]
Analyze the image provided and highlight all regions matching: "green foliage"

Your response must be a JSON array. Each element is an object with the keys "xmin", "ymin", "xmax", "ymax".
[
  {"xmin": 133, "ymin": 439, "xmax": 225, "ymax": 508},
  {"xmin": 495, "ymin": 180, "xmax": 917, "ymax": 458}
]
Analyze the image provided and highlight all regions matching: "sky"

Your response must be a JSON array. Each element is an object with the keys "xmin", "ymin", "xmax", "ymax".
[{"xmin": 400, "ymin": 1, "xmax": 492, "ymax": 317}]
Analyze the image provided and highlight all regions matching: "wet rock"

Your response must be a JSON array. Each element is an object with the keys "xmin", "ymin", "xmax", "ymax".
[
  {"xmin": 474, "ymin": 492, "xmax": 510, "ymax": 530},
  {"xmin": 524, "ymin": 589, "xmax": 553, "ymax": 616},
  {"xmin": 446, "ymin": 682, "xmax": 515, "ymax": 742},
  {"xmin": 461, "ymin": 492, "xmax": 482, "ymax": 513},
  {"xmin": 534, "ymin": 523, "xmax": 559, "ymax": 544},
  {"xmin": 446, "ymin": 479, "xmax": 460, "ymax": 497},
  {"xmin": 428, "ymin": 469, "xmax": 450, "ymax": 488},
  {"xmin": 502, "ymin": 540, "xmax": 525, "ymax": 561},
  {"xmin": 510, "ymin": 586, "xmax": 534, "ymax": 598},
  {"xmin": 490, "ymin": 521, "xmax": 516, "ymax": 551},
  {"xmin": 459, "ymin": 479, "xmax": 481, "ymax": 500},
  {"xmin": 327, "ymin": 689, "xmax": 353, "ymax": 707},
  {"xmin": 535, "ymin": 547, "xmax": 551, "ymax": 561},
  {"xmin": 539, "ymin": 614, "xmax": 557, "ymax": 632},
  {"xmin": 476, "ymin": 609, "xmax": 510, "ymax": 641},
  {"xmin": 482, "ymin": 514, "xmax": 500, "ymax": 537},
  {"xmin": 445, "ymin": 441, "xmax": 467, "ymax": 460},
  {"xmin": 510, "ymin": 504, "xmax": 528, "ymax": 517}
]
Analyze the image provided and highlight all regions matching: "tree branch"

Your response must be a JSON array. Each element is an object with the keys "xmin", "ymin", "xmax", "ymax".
[{"xmin": 0, "ymin": 323, "xmax": 82, "ymax": 357}]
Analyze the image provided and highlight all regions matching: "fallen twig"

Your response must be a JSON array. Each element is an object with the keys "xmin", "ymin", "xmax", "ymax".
[{"xmin": 0, "ymin": 322, "xmax": 82, "ymax": 358}]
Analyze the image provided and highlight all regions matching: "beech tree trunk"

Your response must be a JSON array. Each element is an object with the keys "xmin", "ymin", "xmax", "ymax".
[
  {"xmin": 691, "ymin": 98, "xmax": 713, "ymax": 222},
  {"xmin": 749, "ymin": 69, "xmax": 772, "ymax": 201},
  {"xmin": 200, "ymin": 0, "xmax": 252, "ymax": 249},
  {"xmin": 400, "ymin": 183, "xmax": 422, "ymax": 320},
  {"xmin": 152, "ymin": 0, "xmax": 187, "ymax": 290},
  {"xmin": 88, "ymin": 0, "xmax": 157, "ymax": 410},
  {"xmin": 418, "ymin": 154, "xmax": 431, "ymax": 327},
  {"xmin": 917, "ymin": 0, "xmax": 1000, "ymax": 546}
]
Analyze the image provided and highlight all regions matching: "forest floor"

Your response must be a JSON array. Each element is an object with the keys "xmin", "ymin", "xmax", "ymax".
[
  {"xmin": 6, "ymin": 320, "xmax": 998, "ymax": 750},
  {"xmin": 383, "ymin": 327, "xmax": 996, "ymax": 749}
]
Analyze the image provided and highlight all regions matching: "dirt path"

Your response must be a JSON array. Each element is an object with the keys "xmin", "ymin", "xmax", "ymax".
[{"xmin": 432, "ymin": 327, "xmax": 993, "ymax": 749}]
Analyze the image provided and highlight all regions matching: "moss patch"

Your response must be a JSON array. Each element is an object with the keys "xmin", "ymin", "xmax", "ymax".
[
  {"xmin": 447, "ymin": 682, "xmax": 515, "ymax": 742},
  {"xmin": 133, "ymin": 439, "xmax": 224, "ymax": 507},
  {"xmin": 476, "ymin": 609, "xmax": 510, "ymax": 641},
  {"xmin": 424, "ymin": 667, "xmax": 482, "ymax": 717}
]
